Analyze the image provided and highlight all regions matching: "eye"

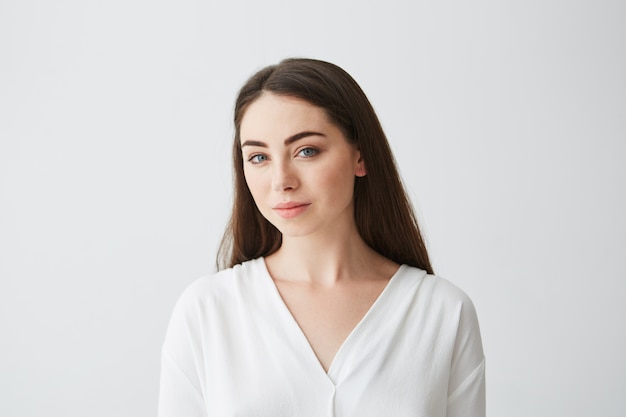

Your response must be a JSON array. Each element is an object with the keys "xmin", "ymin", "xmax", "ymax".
[
  {"xmin": 297, "ymin": 147, "xmax": 318, "ymax": 158},
  {"xmin": 248, "ymin": 154, "xmax": 268, "ymax": 164}
]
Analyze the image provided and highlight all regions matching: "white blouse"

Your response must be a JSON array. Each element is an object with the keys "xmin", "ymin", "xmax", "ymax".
[{"xmin": 159, "ymin": 257, "xmax": 485, "ymax": 417}]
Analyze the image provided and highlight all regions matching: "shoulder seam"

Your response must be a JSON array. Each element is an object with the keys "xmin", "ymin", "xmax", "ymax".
[
  {"xmin": 447, "ymin": 357, "xmax": 485, "ymax": 401},
  {"xmin": 161, "ymin": 347, "xmax": 205, "ymax": 401}
]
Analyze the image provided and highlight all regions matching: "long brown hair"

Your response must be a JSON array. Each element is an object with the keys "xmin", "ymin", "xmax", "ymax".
[{"xmin": 217, "ymin": 58, "xmax": 433, "ymax": 274}]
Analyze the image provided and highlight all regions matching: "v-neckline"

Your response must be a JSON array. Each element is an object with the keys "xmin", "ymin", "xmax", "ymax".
[{"xmin": 255, "ymin": 257, "xmax": 407, "ymax": 384}]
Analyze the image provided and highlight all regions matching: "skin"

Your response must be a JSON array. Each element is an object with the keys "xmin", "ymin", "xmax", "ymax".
[{"xmin": 240, "ymin": 92, "xmax": 399, "ymax": 372}]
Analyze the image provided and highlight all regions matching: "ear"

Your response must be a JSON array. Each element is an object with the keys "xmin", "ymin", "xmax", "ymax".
[{"xmin": 355, "ymin": 152, "xmax": 367, "ymax": 177}]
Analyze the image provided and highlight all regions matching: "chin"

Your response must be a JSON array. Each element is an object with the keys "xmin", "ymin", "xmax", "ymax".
[
  {"xmin": 274, "ymin": 225, "xmax": 316, "ymax": 239},
  {"xmin": 269, "ymin": 218, "xmax": 319, "ymax": 239}
]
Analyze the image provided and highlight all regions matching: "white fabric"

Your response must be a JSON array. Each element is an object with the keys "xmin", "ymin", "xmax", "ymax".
[{"xmin": 159, "ymin": 257, "xmax": 485, "ymax": 417}]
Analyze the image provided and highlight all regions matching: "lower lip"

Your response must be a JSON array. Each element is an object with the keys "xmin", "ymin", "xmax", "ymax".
[{"xmin": 273, "ymin": 204, "xmax": 310, "ymax": 219}]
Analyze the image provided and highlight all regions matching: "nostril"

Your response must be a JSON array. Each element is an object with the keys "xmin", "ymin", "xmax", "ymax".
[{"xmin": 271, "ymin": 166, "xmax": 298, "ymax": 191}]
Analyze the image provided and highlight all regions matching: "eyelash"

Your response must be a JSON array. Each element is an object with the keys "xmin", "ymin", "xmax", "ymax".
[
  {"xmin": 247, "ymin": 147, "xmax": 319, "ymax": 165},
  {"xmin": 248, "ymin": 154, "xmax": 268, "ymax": 164},
  {"xmin": 297, "ymin": 147, "xmax": 319, "ymax": 158}
]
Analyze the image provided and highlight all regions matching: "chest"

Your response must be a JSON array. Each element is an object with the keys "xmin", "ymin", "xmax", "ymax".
[
  {"xmin": 272, "ymin": 280, "xmax": 389, "ymax": 372},
  {"xmin": 198, "ymin": 268, "xmax": 453, "ymax": 417}
]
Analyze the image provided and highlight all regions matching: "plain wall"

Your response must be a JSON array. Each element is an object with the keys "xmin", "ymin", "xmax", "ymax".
[{"xmin": 1, "ymin": 0, "xmax": 624, "ymax": 416}]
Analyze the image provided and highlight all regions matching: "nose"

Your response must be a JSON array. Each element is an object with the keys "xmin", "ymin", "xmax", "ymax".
[{"xmin": 271, "ymin": 161, "xmax": 299, "ymax": 192}]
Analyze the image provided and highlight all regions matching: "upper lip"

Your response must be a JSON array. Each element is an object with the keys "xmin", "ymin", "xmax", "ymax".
[{"xmin": 273, "ymin": 201, "xmax": 310, "ymax": 209}]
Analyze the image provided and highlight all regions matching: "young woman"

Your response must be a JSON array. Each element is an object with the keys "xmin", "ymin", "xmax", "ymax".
[{"xmin": 159, "ymin": 58, "xmax": 485, "ymax": 417}]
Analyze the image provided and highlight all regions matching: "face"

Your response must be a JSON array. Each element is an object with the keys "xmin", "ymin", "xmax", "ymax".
[{"xmin": 239, "ymin": 92, "xmax": 366, "ymax": 239}]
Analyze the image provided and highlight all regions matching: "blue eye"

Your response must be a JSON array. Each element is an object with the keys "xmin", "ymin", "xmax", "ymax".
[
  {"xmin": 298, "ymin": 148, "xmax": 318, "ymax": 158},
  {"xmin": 249, "ymin": 154, "xmax": 268, "ymax": 164}
]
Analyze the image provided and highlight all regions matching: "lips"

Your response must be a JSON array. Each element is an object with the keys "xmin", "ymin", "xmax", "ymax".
[{"xmin": 272, "ymin": 202, "xmax": 311, "ymax": 219}]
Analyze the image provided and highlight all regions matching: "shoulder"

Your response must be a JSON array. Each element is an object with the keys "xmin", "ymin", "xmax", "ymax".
[
  {"xmin": 425, "ymin": 272, "xmax": 476, "ymax": 310},
  {"xmin": 166, "ymin": 258, "xmax": 265, "ymax": 324},
  {"xmin": 162, "ymin": 258, "xmax": 267, "ymax": 352},
  {"xmin": 399, "ymin": 266, "xmax": 482, "ymax": 341},
  {"xmin": 178, "ymin": 258, "xmax": 263, "ymax": 301},
  {"xmin": 403, "ymin": 267, "xmax": 485, "ymax": 377},
  {"xmin": 402, "ymin": 266, "xmax": 477, "ymax": 313},
  {"xmin": 412, "ymin": 273, "xmax": 485, "ymax": 404}
]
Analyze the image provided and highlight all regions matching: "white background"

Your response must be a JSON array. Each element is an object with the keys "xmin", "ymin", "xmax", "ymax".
[{"xmin": 1, "ymin": 0, "xmax": 624, "ymax": 416}]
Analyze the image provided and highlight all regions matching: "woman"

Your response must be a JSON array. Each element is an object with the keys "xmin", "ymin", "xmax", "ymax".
[{"xmin": 159, "ymin": 58, "xmax": 485, "ymax": 417}]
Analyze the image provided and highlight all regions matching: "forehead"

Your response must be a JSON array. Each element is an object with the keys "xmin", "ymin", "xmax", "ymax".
[{"xmin": 240, "ymin": 93, "xmax": 331, "ymax": 141}]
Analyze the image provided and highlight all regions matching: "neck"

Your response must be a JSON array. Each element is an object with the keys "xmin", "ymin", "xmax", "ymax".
[{"xmin": 265, "ymin": 223, "xmax": 397, "ymax": 287}]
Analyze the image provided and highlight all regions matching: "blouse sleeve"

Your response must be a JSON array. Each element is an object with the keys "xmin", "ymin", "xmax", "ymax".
[
  {"xmin": 158, "ymin": 284, "xmax": 208, "ymax": 417},
  {"xmin": 446, "ymin": 295, "xmax": 486, "ymax": 417},
  {"xmin": 159, "ymin": 348, "xmax": 207, "ymax": 417}
]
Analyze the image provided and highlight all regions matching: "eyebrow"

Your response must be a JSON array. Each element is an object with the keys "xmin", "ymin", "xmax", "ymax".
[{"xmin": 241, "ymin": 131, "xmax": 326, "ymax": 148}]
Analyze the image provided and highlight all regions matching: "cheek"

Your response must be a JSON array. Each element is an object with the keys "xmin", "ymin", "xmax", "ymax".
[
  {"xmin": 313, "ymin": 164, "xmax": 356, "ymax": 200},
  {"xmin": 243, "ymin": 169, "xmax": 263, "ymax": 198}
]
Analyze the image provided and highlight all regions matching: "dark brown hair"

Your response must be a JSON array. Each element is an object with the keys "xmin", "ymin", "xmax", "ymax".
[{"xmin": 217, "ymin": 58, "xmax": 433, "ymax": 274}]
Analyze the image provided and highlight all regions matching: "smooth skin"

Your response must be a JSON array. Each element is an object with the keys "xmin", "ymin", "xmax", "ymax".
[{"xmin": 240, "ymin": 92, "xmax": 399, "ymax": 372}]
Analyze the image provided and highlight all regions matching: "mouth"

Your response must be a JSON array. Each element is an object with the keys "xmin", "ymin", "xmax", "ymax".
[{"xmin": 272, "ymin": 202, "xmax": 311, "ymax": 219}]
